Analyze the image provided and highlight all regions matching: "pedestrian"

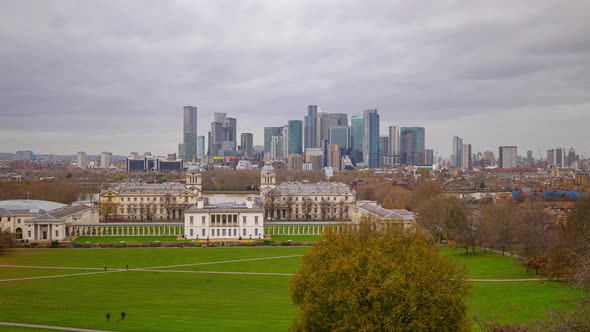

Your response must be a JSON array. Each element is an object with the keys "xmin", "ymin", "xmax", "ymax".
[
  {"xmin": 106, "ymin": 312, "xmax": 110, "ymax": 322},
  {"xmin": 104, "ymin": 266, "xmax": 107, "ymax": 271},
  {"xmin": 126, "ymin": 264, "xmax": 128, "ymax": 270},
  {"xmin": 121, "ymin": 311, "xmax": 126, "ymax": 320}
]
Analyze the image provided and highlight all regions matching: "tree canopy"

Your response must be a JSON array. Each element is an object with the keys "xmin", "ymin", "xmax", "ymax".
[{"xmin": 289, "ymin": 219, "xmax": 471, "ymax": 331}]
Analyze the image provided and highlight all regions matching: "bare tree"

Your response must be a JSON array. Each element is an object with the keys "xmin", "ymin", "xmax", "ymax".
[
  {"xmin": 479, "ymin": 200, "xmax": 519, "ymax": 256},
  {"xmin": 163, "ymin": 194, "xmax": 174, "ymax": 221},
  {"xmin": 518, "ymin": 203, "xmax": 550, "ymax": 259},
  {"xmin": 284, "ymin": 195, "xmax": 295, "ymax": 220},
  {"xmin": 302, "ymin": 198, "xmax": 313, "ymax": 221},
  {"xmin": 264, "ymin": 190, "xmax": 281, "ymax": 220},
  {"xmin": 337, "ymin": 200, "xmax": 346, "ymax": 221},
  {"xmin": 320, "ymin": 199, "xmax": 331, "ymax": 221},
  {"xmin": 99, "ymin": 201, "xmax": 116, "ymax": 222}
]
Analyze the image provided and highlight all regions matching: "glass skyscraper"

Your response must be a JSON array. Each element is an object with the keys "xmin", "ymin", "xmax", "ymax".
[
  {"xmin": 363, "ymin": 109, "xmax": 379, "ymax": 168},
  {"xmin": 304, "ymin": 105, "xmax": 318, "ymax": 150},
  {"xmin": 288, "ymin": 120, "xmax": 303, "ymax": 155},
  {"xmin": 400, "ymin": 127, "xmax": 425, "ymax": 165},
  {"xmin": 182, "ymin": 106, "xmax": 198, "ymax": 161},
  {"xmin": 351, "ymin": 115, "xmax": 364, "ymax": 165}
]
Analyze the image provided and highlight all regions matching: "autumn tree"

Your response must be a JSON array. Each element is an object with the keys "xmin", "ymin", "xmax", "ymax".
[
  {"xmin": 518, "ymin": 203, "xmax": 550, "ymax": 259},
  {"xmin": 284, "ymin": 195, "xmax": 295, "ymax": 220},
  {"xmin": 263, "ymin": 190, "xmax": 281, "ymax": 220},
  {"xmin": 416, "ymin": 196, "xmax": 465, "ymax": 243},
  {"xmin": 405, "ymin": 181, "xmax": 444, "ymax": 211},
  {"xmin": 479, "ymin": 200, "xmax": 519, "ymax": 256},
  {"xmin": 0, "ymin": 231, "xmax": 15, "ymax": 255},
  {"xmin": 289, "ymin": 218, "xmax": 471, "ymax": 331},
  {"xmin": 302, "ymin": 198, "xmax": 313, "ymax": 221}
]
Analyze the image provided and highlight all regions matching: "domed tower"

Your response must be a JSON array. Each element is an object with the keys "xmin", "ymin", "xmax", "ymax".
[
  {"xmin": 186, "ymin": 156, "xmax": 202, "ymax": 196},
  {"xmin": 260, "ymin": 161, "xmax": 276, "ymax": 192}
]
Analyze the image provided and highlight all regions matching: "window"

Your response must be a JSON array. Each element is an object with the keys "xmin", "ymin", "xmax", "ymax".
[
  {"xmin": 216, "ymin": 229, "xmax": 220, "ymax": 236},
  {"xmin": 190, "ymin": 229, "xmax": 193, "ymax": 236},
  {"xmin": 202, "ymin": 216, "xmax": 206, "ymax": 225},
  {"xmin": 8, "ymin": 217, "xmax": 11, "ymax": 221},
  {"xmin": 28, "ymin": 231, "xmax": 31, "ymax": 237},
  {"xmin": 202, "ymin": 229, "xmax": 205, "ymax": 237},
  {"xmin": 255, "ymin": 228, "xmax": 258, "ymax": 236},
  {"xmin": 243, "ymin": 228, "xmax": 246, "ymax": 236},
  {"xmin": 222, "ymin": 229, "xmax": 226, "ymax": 236},
  {"xmin": 17, "ymin": 219, "xmax": 21, "ymax": 223},
  {"xmin": 189, "ymin": 216, "xmax": 194, "ymax": 224},
  {"xmin": 234, "ymin": 229, "xmax": 237, "ymax": 236},
  {"xmin": 254, "ymin": 216, "xmax": 259, "ymax": 224},
  {"xmin": 55, "ymin": 230, "xmax": 59, "ymax": 237},
  {"xmin": 243, "ymin": 216, "xmax": 247, "ymax": 224}
]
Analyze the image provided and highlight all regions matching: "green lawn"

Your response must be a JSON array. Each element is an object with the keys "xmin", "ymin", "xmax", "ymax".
[
  {"xmin": 0, "ymin": 246, "xmax": 584, "ymax": 331},
  {"xmin": 72, "ymin": 236, "xmax": 181, "ymax": 243}
]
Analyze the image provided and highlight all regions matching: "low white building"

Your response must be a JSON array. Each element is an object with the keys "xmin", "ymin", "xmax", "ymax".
[
  {"xmin": 184, "ymin": 198, "xmax": 264, "ymax": 240},
  {"xmin": 352, "ymin": 200, "xmax": 416, "ymax": 230}
]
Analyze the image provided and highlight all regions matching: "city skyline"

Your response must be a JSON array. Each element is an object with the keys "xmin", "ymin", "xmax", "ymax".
[{"xmin": 1, "ymin": 1, "xmax": 589, "ymax": 157}]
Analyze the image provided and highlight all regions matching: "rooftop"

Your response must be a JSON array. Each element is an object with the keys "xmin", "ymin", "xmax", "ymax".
[
  {"xmin": 0, "ymin": 200, "xmax": 67, "ymax": 214},
  {"xmin": 272, "ymin": 181, "xmax": 354, "ymax": 195}
]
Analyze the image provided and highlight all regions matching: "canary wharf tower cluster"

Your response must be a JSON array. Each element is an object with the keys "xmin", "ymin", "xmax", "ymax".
[{"xmin": 178, "ymin": 105, "xmax": 429, "ymax": 171}]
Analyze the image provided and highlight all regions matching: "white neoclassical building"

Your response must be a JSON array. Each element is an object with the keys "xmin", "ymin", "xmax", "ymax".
[
  {"xmin": 184, "ymin": 198, "xmax": 264, "ymax": 240},
  {"xmin": 99, "ymin": 159, "xmax": 202, "ymax": 221}
]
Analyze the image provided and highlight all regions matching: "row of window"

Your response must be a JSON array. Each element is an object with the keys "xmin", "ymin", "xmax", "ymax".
[
  {"xmin": 188, "ymin": 215, "xmax": 260, "ymax": 225},
  {"xmin": 188, "ymin": 227, "xmax": 260, "ymax": 237},
  {"xmin": 280, "ymin": 196, "xmax": 350, "ymax": 201},
  {"xmin": 108, "ymin": 196, "xmax": 194, "ymax": 203}
]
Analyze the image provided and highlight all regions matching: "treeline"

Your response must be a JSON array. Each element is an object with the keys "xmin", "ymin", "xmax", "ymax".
[{"xmin": 0, "ymin": 181, "xmax": 80, "ymax": 204}]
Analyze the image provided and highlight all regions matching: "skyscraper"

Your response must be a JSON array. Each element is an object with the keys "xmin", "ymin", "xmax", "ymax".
[
  {"xmin": 388, "ymin": 126, "xmax": 400, "ymax": 164},
  {"xmin": 452, "ymin": 136, "xmax": 463, "ymax": 168},
  {"xmin": 400, "ymin": 127, "xmax": 425, "ymax": 165},
  {"xmin": 351, "ymin": 115, "xmax": 364, "ymax": 165},
  {"xmin": 288, "ymin": 120, "xmax": 303, "ymax": 155},
  {"xmin": 526, "ymin": 150, "xmax": 533, "ymax": 167},
  {"xmin": 555, "ymin": 147, "xmax": 566, "ymax": 167},
  {"xmin": 363, "ymin": 109, "xmax": 379, "ymax": 168},
  {"xmin": 197, "ymin": 136, "xmax": 205, "ymax": 159},
  {"xmin": 462, "ymin": 144, "xmax": 472, "ymax": 170},
  {"xmin": 304, "ymin": 105, "xmax": 318, "ymax": 150},
  {"xmin": 264, "ymin": 127, "xmax": 283, "ymax": 154},
  {"xmin": 240, "ymin": 133, "xmax": 253, "ymax": 158},
  {"xmin": 182, "ymin": 106, "xmax": 198, "ymax": 161},
  {"xmin": 499, "ymin": 146, "xmax": 517, "ymax": 169},
  {"xmin": 223, "ymin": 117, "xmax": 237, "ymax": 150},
  {"xmin": 327, "ymin": 144, "xmax": 341, "ymax": 170},
  {"xmin": 329, "ymin": 126, "xmax": 350, "ymax": 150}
]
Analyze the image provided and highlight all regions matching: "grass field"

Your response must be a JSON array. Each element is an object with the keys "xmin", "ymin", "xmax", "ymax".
[
  {"xmin": 0, "ymin": 246, "xmax": 585, "ymax": 331},
  {"xmin": 72, "ymin": 236, "xmax": 182, "ymax": 243}
]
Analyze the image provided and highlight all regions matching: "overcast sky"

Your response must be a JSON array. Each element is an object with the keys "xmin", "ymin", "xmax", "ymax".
[{"xmin": 1, "ymin": 0, "xmax": 589, "ymax": 158}]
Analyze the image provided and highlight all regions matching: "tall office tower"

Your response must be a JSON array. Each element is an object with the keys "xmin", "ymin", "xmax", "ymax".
[
  {"xmin": 270, "ymin": 136, "xmax": 283, "ymax": 159},
  {"xmin": 182, "ymin": 106, "xmax": 198, "ymax": 161},
  {"xmin": 568, "ymin": 147, "xmax": 576, "ymax": 166},
  {"xmin": 264, "ymin": 127, "xmax": 283, "ymax": 154},
  {"xmin": 288, "ymin": 120, "xmax": 303, "ymax": 155},
  {"xmin": 555, "ymin": 147, "xmax": 566, "ymax": 167},
  {"xmin": 240, "ymin": 133, "xmax": 254, "ymax": 158},
  {"xmin": 100, "ymin": 151, "xmax": 113, "ymax": 169},
  {"xmin": 547, "ymin": 149, "xmax": 555, "ymax": 167},
  {"xmin": 329, "ymin": 125, "xmax": 350, "ymax": 157},
  {"xmin": 210, "ymin": 122, "xmax": 223, "ymax": 156},
  {"xmin": 197, "ymin": 136, "xmax": 205, "ymax": 159},
  {"xmin": 214, "ymin": 112, "xmax": 226, "ymax": 123},
  {"xmin": 327, "ymin": 144, "xmax": 341, "ymax": 170},
  {"xmin": 281, "ymin": 126, "xmax": 289, "ymax": 158},
  {"xmin": 222, "ymin": 117, "xmax": 237, "ymax": 150},
  {"xmin": 452, "ymin": 136, "xmax": 463, "ymax": 168},
  {"xmin": 388, "ymin": 126, "xmax": 400, "ymax": 164},
  {"xmin": 304, "ymin": 105, "xmax": 318, "ymax": 149},
  {"xmin": 400, "ymin": 127, "xmax": 425, "ymax": 165},
  {"xmin": 362, "ymin": 109, "xmax": 379, "ymax": 168},
  {"xmin": 499, "ymin": 146, "xmax": 517, "ymax": 169},
  {"xmin": 305, "ymin": 148, "xmax": 324, "ymax": 170},
  {"xmin": 77, "ymin": 151, "xmax": 87, "ymax": 169},
  {"xmin": 351, "ymin": 115, "xmax": 364, "ymax": 165},
  {"xmin": 526, "ymin": 150, "xmax": 533, "ymax": 167},
  {"xmin": 318, "ymin": 112, "xmax": 348, "ymax": 144},
  {"xmin": 462, "ymin": 144, "xmax": 472, "ymax": 170},
  {"xmin": 378, "ymin": 136, "xmax": 389, "ymax": 159},
  {"xmin": 424, "ymin": 149, "xmax": 434, "ymax": 165}
]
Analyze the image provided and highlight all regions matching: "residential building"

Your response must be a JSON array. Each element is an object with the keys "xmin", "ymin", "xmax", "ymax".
[
  {"xmin": 388, "ymin": 126, "xmax": 400, "ymax": 164},
  {"xmin": 287, "ymin": 154, "xmax": 303, "ymax": 171},
  {"xmin": 15, "ymin": 150, "xmax": 34, "ymax": 161},
  {"xmin": 327, "ymin": 144, "xmax": 341, "ymax": 170},
  {"xmin": 264, "ymin": 127, "xmax": 283, "ymax": 154},
  {"xmin": 462, "ymin": 144, "xmax": 472, "ymax": 170},
  {"xmin": 240, "ymin": 133, "xmax": 254, "ymax": 158},
  {"xmin": 100, "ymin": 152, "xmax": 112, "ymax": 169},
  {"xmin": 76, "ymin": 152, "xmax": 87, "ymax": 169},
  {"xmin": 499, "ymin": 146, "xmax": 518, "ymax": 169}
]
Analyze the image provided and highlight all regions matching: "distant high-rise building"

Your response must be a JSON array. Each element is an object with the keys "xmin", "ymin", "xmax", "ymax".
[
  {"xmin": 77, "ymin": 151, "xmax": 87, "ymax": 169},
  {"xmin": 351, "ymin": 115, "xmax": 364, "ymax": 165},
  {"xmin": 483, "ymin": 150, "xmax": 495, "ymax": 166},
  {"xmin": 363, "ymin": 109, "xmax": 379, "ymax": 168},
  {"xmin": 305, "ymin": 148, "xmax": 324, "ymax": 170},
  {"xmin": 568, "ymin": 147, "xmax": 576, "ymax": 166},
  {"xmin": 304, "ymin": 105, "xmax": 318, "ymax": 150},
  {"xmin": 499, "ymin": 146, "xmax": 517, "ymax": 169},
  {"xmin": 400, "ymin": 127, "xmax": 425, "ymax": 165},
  {"xmin": 288, "ymin": 120, "xmax": 303, "ymax": 155},
  {"xmin": 100, "ymin": 152, "xmax": 113, "ymax": 169},
  {"xmin": 452, "ymin": 136, "xmax": 463, "ymax": 168},
  {"xmin": 281, "ymin": 126, "xmax": 290, "ymax": 158},
  {"xmin": 214, "ymin": 112, "xmax": 226, "ymax": 123},
  {"xmin": 210, "ymin": 122, "xmax": 223, "ymax": 156},
  {"xmin": 240, "ymin": 133, "xmax": 254, "ymax": 158},
  {"xmin": 555, "ymin": 148, "xmax": 566, "ymax": 167},
  {"xmin": 327, "ymin": 144, "xmax": 341, "ymax": 170},
  {"xmin": 264, "ymin": 127, "xmax": 283, "ymax": 154},
  {"xmin": 378, "ymin": 136, "xmax": 389, "ymax": 159},
  {"xmin": 424, "ymin": 149, "xmax": 434, "ymax": 165},
  {"xmin": 270, "ymin": 135, "xmax": 283, "ymax": 159},
  {"xmin": 547, "ymin": 149, "xmax": 555, "ymax": 167},
  {"xmin": 223, "ymin": 117, "xmax": 237, "ymax": 150},
  {"xmin": 197, "ymin": 136, "xmax": 205, "ymax": 159},
  {"xmin": 388, "ymin": 126, "xmax": 400, "ymax": 164},
  {"xmin": 329, "ymin": 126, "xmax": 350, "ymax": 150},
  {"xmin": 288, "ymin": 154, "xmax": 303, "ymax": 171},
  {"xmin": 462, "ymin": 144, "xmax": 472, "ymax": 170},
  {"xmin": 182, "ymin": 106, "xmax": 198, "ymax": 161},
  {"xmin": 526, "ymin": 150, "xmax": 533, "ymax": 167},
  {"xmin": 15, "ymin": 150, "xmax": 34, "ymax": 161}
]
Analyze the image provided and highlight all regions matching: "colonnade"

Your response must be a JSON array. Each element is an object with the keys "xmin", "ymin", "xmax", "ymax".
[{"xmin": 67, "ymin": 223, "xmax": 184, "ymax": 237}]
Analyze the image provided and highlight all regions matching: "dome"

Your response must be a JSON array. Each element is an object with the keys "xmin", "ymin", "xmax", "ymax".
[
  {"xmin": 0, "ymin": 200, "xmax": 67, "ymax": 214},
  {"xmin": 261, "ymin": 163, "xmax": 275, "ymax": 174},
  {"xmin": 187, "ymin": 162, "xmax": 200, "ymax": 174}
]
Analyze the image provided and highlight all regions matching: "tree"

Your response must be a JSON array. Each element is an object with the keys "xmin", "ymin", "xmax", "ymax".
[
  {"xmin": 337, "ymin": 200, "xmax": 346, "ymax": 221},
  {"xmin": 479, "ymin": 200, "xmax": 519, "ymax": 256},
  {"xmin": 163, "ymin": 194, "xmax": 174, "ymax": 221},
  {"xmin": 302, "ymin": 198, "xmax": 313, "ymax": 221},
  {"xmin": 99, "ymin": 201, "xmax": 117, "ymax": 222},
  {"xmin": 320, "ymin": 198, "xmax": 331, "ymax": 221},
  {"xmin": 284, "ymin": 195, "xmax": 295, "ymax": 220},
  {"xmin": 289, "ymin": 218, "xmax": 471, "ymax": 331},
  {"xmin": 264, "ymin": 190, "xmax": 280, "ymax": 220},
  {"xmin": 518, "ymin": 203, "xmax": 550, "ymax": 259},
  {"xmin": 416, "ymin": 196, "xmax": 465, "ymax": 243},
  {"xmin": 0, "ymin": 231, "xmax": 15, "ymax": 255}
]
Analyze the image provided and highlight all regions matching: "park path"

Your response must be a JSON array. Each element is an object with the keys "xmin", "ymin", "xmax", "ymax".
[{"xmin": 0, "ymin": 321, "xmax": 114, "ymax": 332}]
